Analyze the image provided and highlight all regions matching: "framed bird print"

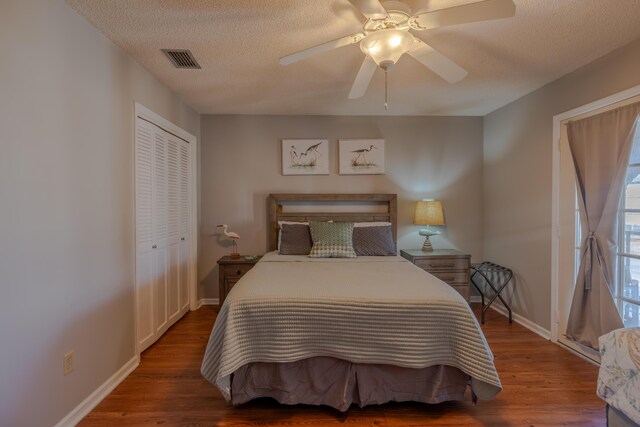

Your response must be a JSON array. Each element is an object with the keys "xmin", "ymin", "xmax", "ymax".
[
  {"xmin": 339, "ymin": 139, "xmax": 385, "ymax": 175},
  {"xmin": 282, "ymin": 139, "xmax": 329, "ymax": 175}
]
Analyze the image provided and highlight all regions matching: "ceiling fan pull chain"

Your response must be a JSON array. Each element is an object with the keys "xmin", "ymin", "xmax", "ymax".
[{"xmin": 384, "ymin": 68, "xmax": 388, "ymax": 110}]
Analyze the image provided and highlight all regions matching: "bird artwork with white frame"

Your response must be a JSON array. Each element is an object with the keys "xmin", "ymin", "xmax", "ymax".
[
  {"xmin": 339, "ymin": 139, "xmax": 385, "ymax": 174},
  {"xmin": 282, "ymin": 139, "xmax": 329, "ymax": 175},
  {"xmin": 217, "ymin": 224, "xmax": 240, "ymax": 258}
]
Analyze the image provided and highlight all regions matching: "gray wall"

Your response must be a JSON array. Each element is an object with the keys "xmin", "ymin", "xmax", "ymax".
[
  {"xmin": 200, "ymin": 115, "xmax": 484, "ymax": 298},
  {"xmin": 483, "ymin": 38, "xmax": 640, "ymax": 330},
  {"xmin": 0, "ymin": 1, "xmax": 200, "ymax": 425}
]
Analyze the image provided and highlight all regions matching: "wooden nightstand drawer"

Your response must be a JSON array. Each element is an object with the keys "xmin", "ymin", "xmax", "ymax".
[
  {"xmin": 224, "ymin": 278, "xmax": 239, "ymax": 292},
  {"xmin": 430, "ymin": 271, "xmax": 469, "ymax": 284},
  {"xmin": 400, "ymin": 249, "xmax": 471, "ymax": 303},
  {"xmin": 414, "ymin": 257, "xmax": 468, "ymax": 271},
  {"xmin": 218, "ymin": 255, "xmax": 261, "ymax": 307},
  {"xmin": 224, "ymin": 264, "xmax": 253, "ymax": 279},
  {"xmin": 451, "ymin": 285, "xmax": 470, "ymax": 300}
]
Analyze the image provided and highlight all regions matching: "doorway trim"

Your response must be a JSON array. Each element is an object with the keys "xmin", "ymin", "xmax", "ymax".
[{"xmin": 551, "ymin": 84, "xmax": 640, "ymax": 346}]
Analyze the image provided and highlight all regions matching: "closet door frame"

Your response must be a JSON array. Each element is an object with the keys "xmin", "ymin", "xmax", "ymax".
[{"xmin": 134, "ymin": 102, "xmax": 198, "ymax": 355}]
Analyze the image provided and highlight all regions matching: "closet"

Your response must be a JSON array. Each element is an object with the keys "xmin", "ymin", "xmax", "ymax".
[{"xmin": 135, "ymin": 114, "xmax": 191, "ymax": 352}]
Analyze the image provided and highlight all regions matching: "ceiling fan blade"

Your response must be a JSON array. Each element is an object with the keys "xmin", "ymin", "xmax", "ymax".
[
  {"xmin": 408, "ymin": 39, "xmax": 468, "ymax": 83},
  {"xmin": 349, "ymin": 56, "xmax": 377, "ymax": 99},
  {"xmin": 410, "ymin": 0, "xmax": 515, "ymax": 30},
  {"xmin": 279, "ymin": 33, "xmax": 365, "ymax": 66},
  {"xmin": 348, "ymin": 0, "xmax": 388, "ymax": 20}
]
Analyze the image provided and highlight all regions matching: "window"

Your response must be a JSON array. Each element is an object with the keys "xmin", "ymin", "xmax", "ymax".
[
  {"xmin": 574, "ymin": 129, "xmax": 640, "ymax": 327},
  {"xmin": 618, "ymin": 155, "xmax": 640, "ymax": 327}
]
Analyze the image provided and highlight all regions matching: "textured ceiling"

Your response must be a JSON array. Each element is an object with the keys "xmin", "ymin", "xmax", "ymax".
[{"xmin": 66, "ymin": 0, "xmax": 640, "ymax": 116}]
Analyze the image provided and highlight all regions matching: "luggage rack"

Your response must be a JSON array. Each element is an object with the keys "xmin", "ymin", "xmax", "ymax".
[{"xmin": 470, "ymin": 262, "xmax": 513, "ymax": 324}]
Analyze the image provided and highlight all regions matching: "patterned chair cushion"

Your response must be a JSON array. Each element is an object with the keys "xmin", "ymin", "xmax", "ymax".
[
  {"xmin": 598, "ymin": 327, "xmax": 640, "ymax": 425},
  {"xmin": 309, "ymin": 221, "xmax": 357, "ymax": 258}
]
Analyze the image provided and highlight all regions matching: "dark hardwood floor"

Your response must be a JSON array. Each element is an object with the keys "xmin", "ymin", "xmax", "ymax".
[{"xmin": 79, "ymin": 305, "xmax": 605, "ymax": 426}]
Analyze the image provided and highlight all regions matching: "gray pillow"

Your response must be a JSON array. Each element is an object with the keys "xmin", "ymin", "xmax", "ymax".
[
  {"xmin": 309, "ymin": 221, "xmax": 357, "ymax": 258},
  {"xmin": 353, "ymin": 225, "xmax": 396, "ymax": 256},
  {"xmin": 279, "ymin": 223, "xmax": 312, "ymax": 255}
]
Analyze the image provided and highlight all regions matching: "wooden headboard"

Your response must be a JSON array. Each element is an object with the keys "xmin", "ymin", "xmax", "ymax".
[{"xmin": 268, "ymin": 193, "xmax": 398, "ymax": 251}]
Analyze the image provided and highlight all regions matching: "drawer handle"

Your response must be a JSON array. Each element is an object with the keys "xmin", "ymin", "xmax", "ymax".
[
  {"xmin": 441, "ymin": 276, "xmax": 455, "ymax": 282},
  {"xmin": 430, "ymin": 263, "xmax": 455, "ymax": 268},
  {"xmin": 152, "ymin": 244, "xmax": 157, "ymax": 249},
  {"xmin": 236, "ymin": 270, "xmax": 242, "ymax": 275},
  {"xmin": 181, "ymin": 237, "xmax": 185, "ymax": 241}
]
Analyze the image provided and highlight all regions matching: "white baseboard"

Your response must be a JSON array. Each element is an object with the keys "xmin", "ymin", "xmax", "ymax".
[
  {"xmin": 487, "ymin": 302, "xmax": 551, "ymax": 340},
  {"xmin": 196, "ymin": 298, "xmax": 219, "ymax": 309},
  {"xmin": 55, "ymin": 354, "xmax": 140, "ymax": 427}
]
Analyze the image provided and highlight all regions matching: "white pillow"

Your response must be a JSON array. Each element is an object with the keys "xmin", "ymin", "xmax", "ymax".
[{"xmin": 354, "ymin": 221, "xmax": 392, "ymax": 228}]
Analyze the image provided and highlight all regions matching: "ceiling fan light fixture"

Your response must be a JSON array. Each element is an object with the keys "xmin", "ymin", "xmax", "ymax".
[
  {"xmin": 360, "ymin": 29, "xmax": 413, "ymax": 69},
  {"xmin": 281, "ymin": 0, "xmax": 516, "ymax": 104}
]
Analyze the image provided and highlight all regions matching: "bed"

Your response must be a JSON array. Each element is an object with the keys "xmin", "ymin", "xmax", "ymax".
[{"xmin": 201, "ymin": 193, "xmax": 501, "ymax": 411}]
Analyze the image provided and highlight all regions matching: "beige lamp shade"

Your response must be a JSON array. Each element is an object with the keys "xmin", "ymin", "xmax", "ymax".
[{"xmin": 414, "ymin": 200, "xmax": 445, "ymax": 225}]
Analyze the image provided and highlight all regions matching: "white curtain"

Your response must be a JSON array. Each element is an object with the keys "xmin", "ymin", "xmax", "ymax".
[{"xmin": 565, "ymin": 103, "xmax": 640, "ymax": 349}]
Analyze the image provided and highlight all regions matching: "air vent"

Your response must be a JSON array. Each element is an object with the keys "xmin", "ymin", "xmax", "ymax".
[{"xmin": 161, "ymin": 49, "xmax": 201, "ymax": 69}]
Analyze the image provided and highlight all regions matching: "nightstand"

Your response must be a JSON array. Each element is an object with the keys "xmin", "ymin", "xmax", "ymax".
[
  {"xmin": 217, "ymin": 256, "xmax": 261, "ymax": 307},
  {"xmin": 400, "ymin": 249, "xmax": 471, "ymax": 302}
]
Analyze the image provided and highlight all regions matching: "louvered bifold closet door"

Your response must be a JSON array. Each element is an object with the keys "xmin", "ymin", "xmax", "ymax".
[
  {"xmin": 136, "ymin": 113, "xmax": 191, "ymax": 353},
  {"xmin": 135, "ymin": 118, "xmax": 156, "ymax": 351},
  {"xmin": 152, "ymin": 128, "xmax": 169, "ymax": 335},
  {"xmin": 167, "ymin": 136, "xmax": 182, "ymax": 324},
  {"xmin": 178, "ymin": 140, "xmax": 190, "ymax": 312}
]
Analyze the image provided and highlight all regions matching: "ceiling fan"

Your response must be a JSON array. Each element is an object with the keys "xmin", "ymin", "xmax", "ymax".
[{"xmin": 279, "ymin": 0, "xmax": 516, "ymax": 108}]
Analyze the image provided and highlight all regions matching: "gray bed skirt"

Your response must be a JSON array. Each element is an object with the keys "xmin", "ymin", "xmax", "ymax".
[{"xmin": 231, "ymin": 356, "xmax": 471, "ymax": 412}]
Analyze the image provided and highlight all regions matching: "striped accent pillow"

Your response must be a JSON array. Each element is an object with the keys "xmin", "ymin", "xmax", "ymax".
[{"xmin": 309, "ymin": 221, "xmax": 357, "ymax": 258}]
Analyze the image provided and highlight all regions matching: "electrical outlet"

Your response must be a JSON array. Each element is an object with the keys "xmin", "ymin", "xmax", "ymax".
[{"xmin": 63, "ymin": 351, "xmax": 74, "ymax": 376}]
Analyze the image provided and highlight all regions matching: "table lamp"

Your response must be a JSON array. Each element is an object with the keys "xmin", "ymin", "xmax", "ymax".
[{"xmin": 413, "ymin": 199, "xmax": 444, "ymax": 251}]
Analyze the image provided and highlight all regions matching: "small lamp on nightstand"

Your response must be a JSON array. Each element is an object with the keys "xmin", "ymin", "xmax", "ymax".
[{"xmin": 414, "ymin": 199, "xmax": 445, "ymax": 251}]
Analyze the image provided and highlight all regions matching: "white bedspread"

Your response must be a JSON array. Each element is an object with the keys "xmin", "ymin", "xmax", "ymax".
[{"xmin": 201, "ymin": 252, "xmax": 502, "ymax": 401}]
